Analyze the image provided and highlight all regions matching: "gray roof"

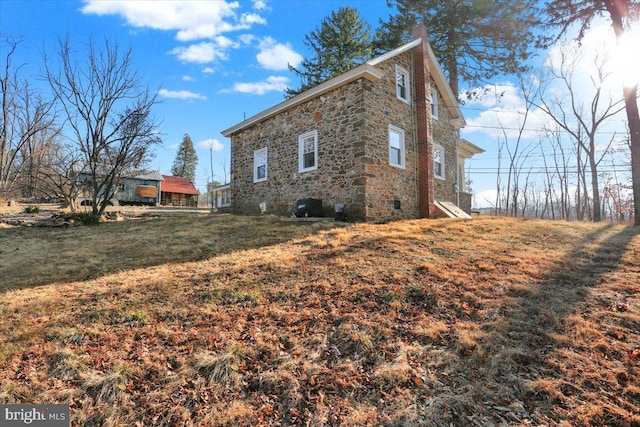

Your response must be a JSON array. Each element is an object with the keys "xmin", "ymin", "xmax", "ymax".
[
  {"xmin": 75, "ymin": 163, "xmax": 163, "ymax": 181},
  {"xmin": 123, "ymin": 169, "xmax": 164, "ymax": 181}
]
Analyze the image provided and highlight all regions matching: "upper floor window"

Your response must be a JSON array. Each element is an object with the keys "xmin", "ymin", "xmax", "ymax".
[
  {"xmin": 254, "ymin": 147, "xmax": 267, "ymax": 182},
  {"xmin": 430, "ymin": 87, "xmax": 438, "ymax": 120},
  {"xmin": 389, "ymin": 125, "xmax": 406, "ymax": 169},
  {"xmin": 396, "ymin": 65, "xmax": 410, "ymax": 104},
  {"xmin": 298, "ymin": 130, "xmax": 318, "ymax": 173},
  {"xmin": 434, "ymin": 144, "xmax": 445, "ymax": 179}
]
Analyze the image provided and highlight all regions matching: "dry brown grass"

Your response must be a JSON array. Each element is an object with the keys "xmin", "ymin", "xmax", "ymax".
[
  {"xmin": 1, "ymin": 214, "xmax": 639, "ymax": 426},
  {"xmin": 0, "ymin": 209, "xmax": 338, "ymax": 291}
]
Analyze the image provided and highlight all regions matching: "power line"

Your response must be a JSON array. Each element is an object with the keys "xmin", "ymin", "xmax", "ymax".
[
  {"xmin": 467, "ymin": 168, "xmax": 631, "ymax": 175},
  {"xmin": 468, "ymin": 163, "xmax": 631, "ymax": 170},
  {"xmin": 463, "ymin": 123, "xmax": 629, "ymax": 136},
  {"xmin": 467, "ymin": 150, "xmax": 631, "ymax": 162}
]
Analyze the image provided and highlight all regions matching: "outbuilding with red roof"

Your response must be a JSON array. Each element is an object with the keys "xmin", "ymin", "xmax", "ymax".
[{"xmin": 160, "ymin": 175, "xmax": 199, "ymax": 207}]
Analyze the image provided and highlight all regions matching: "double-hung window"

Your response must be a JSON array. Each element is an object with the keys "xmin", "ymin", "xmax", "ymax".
[
  {"xmin": 434, "ymin": 144, "xmax": 445, "ymax": 179},
  {"xmin": 430, "ymin": 87, "xmax": 438, "ymax": 120},
  {"xmin": 396, "ymin": 65, "xmax": 410, "ymax": 103},
  {"xmin": 254, "ymin": 147, "xmax": 267, "ymax": 182},
  {"xmin": 389, "ymin": 125, "xmax": 405, "ymax": 169},
  {"xmin": 298, "ymin": 130, "xmax": 318, "ymax": 173},
  {"xmin": 218, "ymin": 188, "xmax": 231, "ymax": 207}
]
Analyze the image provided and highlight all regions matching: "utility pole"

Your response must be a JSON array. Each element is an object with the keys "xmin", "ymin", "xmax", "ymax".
[{"xmin": 210, "ymin": 141, "xmax": 214, "ymax": 214}]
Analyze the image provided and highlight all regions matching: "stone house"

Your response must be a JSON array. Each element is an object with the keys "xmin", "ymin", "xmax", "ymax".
[{"xmin": 222, "ymin": 25, "xmax": 483, "ymax": 222}]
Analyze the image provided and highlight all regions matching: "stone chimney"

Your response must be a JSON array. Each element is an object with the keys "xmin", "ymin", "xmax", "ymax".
[{"xmin": 412, "ymin": 23, "xmax": 435, "ymax": 219}]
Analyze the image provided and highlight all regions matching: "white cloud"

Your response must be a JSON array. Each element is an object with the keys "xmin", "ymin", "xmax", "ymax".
[
  {"xmin": 464, "ymin": 106, "xmax": 550, "ymax": 140},
  {"xmin": 240, "ymin": 13, "xmax": 267, "ymax": 27},
  {"xmin": 473, "ymin": 189, "xmax": 498, "ymax": 208},
  {"xmin": 462, "ymin": 22, "xmax": 637, "ymax": 144},
  {"xmin": 461, "ymin": 83, "xmax": 523, "ymax": 109},
  {"xmin": 158, "ymin": 88, "xmax": 206, "ymax": 101},
  {"xmin": 170, "ymin": 38, "xmax": 236, "ymax": 63},
  {"xmin": 81, "ymin": 1, "xmax": 266, "ymax": 41},
  {"xmin": 256, "ymin": 37, "xmax": 302, "ymax": 71},
  {"xmin": 182, "ymin": 75, "xmax": 195, "ymax": 82},
  {"xmin": 223, "ymin": 76, "xmax": 290, "ymax": 95},
  {"xmin": 546, "ymin": 22, "xmax": 640, "ymax": 91},
  {"xmin": 202, "ymin": 67, "xmax": 216, "ymax": 74},
  {"xmin": 461, "ymin": 82, "xmax": 550, "ymax": 140},
  {"xmin": 238, "ymin": 34, "xmax": 257, "ymax": 45},
  {"xmin": 252, "ymin": 0, "xmax": 268, "ymax": 11},
  {"xmin": 199, "ymin": 138, "xmax": 224, "ymax": 151}
]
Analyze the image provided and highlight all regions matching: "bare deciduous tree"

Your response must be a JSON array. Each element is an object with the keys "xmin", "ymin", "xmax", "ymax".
[
  {"xmin": 536, "ymin": 43, "xmax": 626, "ymax": 222},
  {"xmin": 545, "ymin": 0, "xmax": 640, "ymax": 225},
  {"xmin": 37, "ymin": 141, "xmax": 83, "ymax": 212},
  {"xmin": 1, "ymin": 36, "xmax": 57, "ymax": 200},
  {"xmin": 45, "ymin": 37, "xmax": 160, "ymax": 219}
]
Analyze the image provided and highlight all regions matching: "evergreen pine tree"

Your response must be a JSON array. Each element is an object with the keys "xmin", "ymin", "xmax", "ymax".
[
  {"xmin": 171, "ymin": 134, "xmax": 198, "ymax": 182},
  {"xmin": 373, "ymin": 0, "xmax": 540, "ymax": 97},
  {"xmin": 287, "ymin": 7, "xmax": 373, "ymax": 97}
]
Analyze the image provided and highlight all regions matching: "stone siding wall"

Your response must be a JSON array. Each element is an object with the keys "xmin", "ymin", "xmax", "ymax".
[
  {"xmin": 459, "ymin": 192, "xmax": 472, "ymax": 213},
  {"xmin": 431, "ymin": 86, "xmax": 459, "ymax": 204},
  {"xmin": 361, "ymin": 52, "xmax": 420, "ymax": 221},
  {"xmin": 230, "ymin": 82, "xmax": 368, "ymax": 219}
]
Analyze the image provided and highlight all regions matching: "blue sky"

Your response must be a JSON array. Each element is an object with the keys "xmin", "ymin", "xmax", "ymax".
[
  {"xmin": 1, "ymin": 0, "xmax": 394, "ymax": 190},
  {"xmin": 1, "ymin": 0, "xmax": 638, "ymax": 207}
]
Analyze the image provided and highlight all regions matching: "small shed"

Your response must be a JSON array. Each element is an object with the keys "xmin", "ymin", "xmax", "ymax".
[
  {"xmin": 160, "ymin": 175, "xmax": 199, "ymax": 207},
  {"xmin": 77, "ymin": 168, "xmax": 163, "ymax": 206}
]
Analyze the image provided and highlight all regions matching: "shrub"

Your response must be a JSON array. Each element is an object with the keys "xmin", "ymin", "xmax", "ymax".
[
  {"xmin": 23, "ymin": 206, "xmax": 40, "ymax": 213},
  {"xmin": 73, "ymin": 212, "xmax": 101, "ymax": 225}
]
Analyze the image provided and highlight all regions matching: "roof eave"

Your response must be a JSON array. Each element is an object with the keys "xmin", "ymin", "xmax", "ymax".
[
  {"xmin": 367, "ymin": 38, "xmax": 422, "ymax": 66},
  {"xmin": 222, "ymin": 64, "xmax": 383, "ymax": 137},
  {"xmin": 457, "ymin": 138, "xmax": 485, "ymax": 158},
  {"xmin": 426, "ymin": 43, "xmax": 465, "ymax": 128}
]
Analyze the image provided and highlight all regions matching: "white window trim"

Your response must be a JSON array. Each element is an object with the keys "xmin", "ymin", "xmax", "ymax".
[
  {"xmin": 253, "ymin": 147, "xmax": 267, "ymax": 183},
  {"xmin": 430, "ymin": 87, "xmax": 439, "ymax": 120},
  {"xmin": 218, "ymin": 189, "xmax": 231, "ymax": 207},
  {"xmin": 434, "ymin": 144, "xmax": 445, "ymax": 180},
  {"xmin": 395, "ymin": 65, "xmax": 410, "ymax": 104},
  {"xmin": 298, "ymin": 130, "xmax": 318, "ymax": 173},
  {"xmin": 388, "ymin": 124, "xmax": 406, "ymax": 169}
]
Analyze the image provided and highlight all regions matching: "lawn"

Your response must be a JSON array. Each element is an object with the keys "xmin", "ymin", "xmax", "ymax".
[{"xmin": 0, "ymin": 212, "xmax": 639, "ymax": 426}]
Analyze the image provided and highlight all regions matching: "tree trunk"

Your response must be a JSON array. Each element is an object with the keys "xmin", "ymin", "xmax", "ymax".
[
  {"xmin": 605, "ymin": 0, "xmax": 640, "ymax": 225},
  {"xmin": 624, "ymin": 83, "xmax": 640, "ymax": 225},
  {"xmin": 589, "ymin": 155, "xmax": 602, "ymax": 222}
]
